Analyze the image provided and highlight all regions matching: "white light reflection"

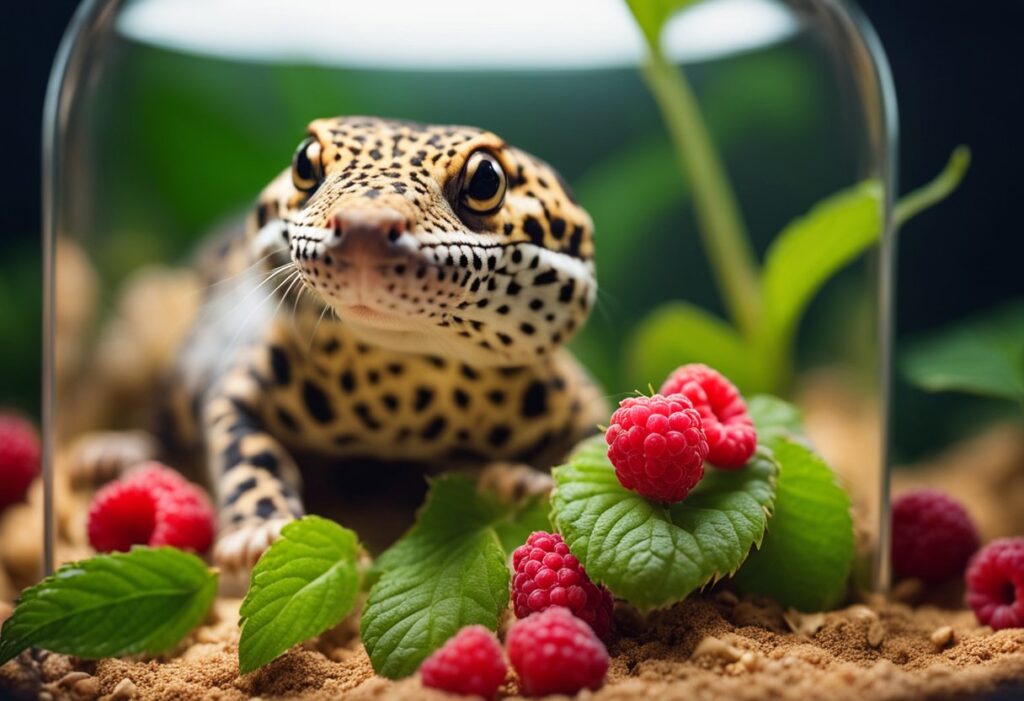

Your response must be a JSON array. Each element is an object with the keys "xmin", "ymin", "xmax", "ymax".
[{"xmin": 117, "ymin": 0, "xmax": 799, "ymax": 69}]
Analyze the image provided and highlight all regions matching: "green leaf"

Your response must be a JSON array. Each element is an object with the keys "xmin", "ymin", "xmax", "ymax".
[
  {"xmin": 762, "ymin": 180, "xmax": 883, "ymax": 341},
  {"xmin": 551, "ymin": 436, "xmax": 776, "ymax": 610},
  {"xmin": 902, "ymin": 300, "xmax": 1024, "ymax": 403},
  {"xmin": 625, "ymin": 302, "xmax": 760, "ymax": 394},
  {"xmin": 762, "ymin": 149, "xmax": 970, "ymax": 351},
  {"xmin": 361, "ymin": 475, "xmax": 533, "ymax": 679},
  {"xmin": 626, "ymin": 0, "xmax": 706, "ymax": 48},
  {"xmin": 0, "ymin": 547, "xmax": 217, "ymax": 665},
  {"xmin": 731, "ymin": 438, "xmax": 854, "ymax": 611},
  {"xmin": 747, "ymin": 393, "xmax": 805, "ymax": 444},
  {"xmin": 238, "ymin": 516, "xmax": 361, "ymax": 674}
]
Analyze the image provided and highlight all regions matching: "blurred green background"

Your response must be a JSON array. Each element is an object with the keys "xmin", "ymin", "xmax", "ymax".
[{"xmin": 4, "ymin": 1, "xmax": 1023, "ymax": 463}]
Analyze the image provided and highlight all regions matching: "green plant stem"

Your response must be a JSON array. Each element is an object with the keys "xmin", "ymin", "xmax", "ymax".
[
  {"xmin": 895, "ymin": 146, "xmax": 971, "ymax": 226},
  {"xmin": 640, "ymin": 50, "xmax": 762, "ymax": 339}
]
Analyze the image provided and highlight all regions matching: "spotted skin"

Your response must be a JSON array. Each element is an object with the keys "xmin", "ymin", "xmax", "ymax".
[{"xmin": 171, "ymin": 117, "xmax": 606, "ymax": 571}]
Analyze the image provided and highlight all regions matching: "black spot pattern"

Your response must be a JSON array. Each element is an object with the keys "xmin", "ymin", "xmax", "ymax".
[
  {"xmin": 522, "ymin": 381, "xmax": 548, "ymax": 418},
  {"xmin": 488, "ymin": 425, "xmax": 511, "ymax": 448},
  {"xmin": 414, "ymin": 387, "xmax": 435, "ymax": 411},
  {"xmin": 340, "ymin": 371, "xmax": 356, "ymax": 393},
  {"xmin": 302, "ymin": 381, "xmax": 335, "ymax": 423},
  {"xmin": 276, "ymin": 408, "xmax": 299, "ymax": 432},
  {"xmin": 269, "ymin": 346, "xmax": 291, "ymax": 385},
  {"xmin": 224, "ymin": 477, "xmax": 257, "ymax": 506},
  {"xmin": 421, "ymin": 416, "xmax": 447, "ymax": 440},
  {"xmin": 249, "ymin": 451, "xmax": 280, "ymax": 473},
  {"xmin": 255, "ymin": 497, "xmax": 277, "ymax": 519},
  {"xmin": 523, "ymin": 217, "xmax": 544, "ymax": 245},
  {"xmin": 354, "ymin": 403, "xmax": 381, "ymax": 431}
]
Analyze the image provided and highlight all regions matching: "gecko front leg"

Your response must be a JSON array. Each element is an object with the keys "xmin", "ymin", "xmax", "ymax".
[{"xmin": 203, "ymin": 369, "xmax": 304, "ymax": 574}]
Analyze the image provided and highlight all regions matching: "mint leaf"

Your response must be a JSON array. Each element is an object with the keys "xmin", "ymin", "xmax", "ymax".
[
  {"xmin": 732, "ymin": 437, "xmax": 854, "ymax": 611},
  {"xmin": 625, "ymin": 302, "xmax": 761, "ymax": 394},
  {"xmin": 748, "ymin": 393, "xmax": 805, "ymax": 443},
  {"xmin": 551, "ymin": 436, "xmax": 776, "ymax": 609},
  {"xmin": 361, "ymin": 475, "xmax": 531, "ymax": 679},
  {"xmin": 238, "ymin": 516, "xmax": 360, "ymax": 674},
  {"xmin": 0, "ymin": 547, "xmax": 216, "ymax": 665},
  {"xmin": 902, "ymin": 299, "xmax": 1024, "ymax": 403}
]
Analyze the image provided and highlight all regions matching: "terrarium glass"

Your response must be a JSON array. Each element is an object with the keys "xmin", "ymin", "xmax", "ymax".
[{"xmin": 40, "ymin": 0, "xmax": 897, "ymax": 587}]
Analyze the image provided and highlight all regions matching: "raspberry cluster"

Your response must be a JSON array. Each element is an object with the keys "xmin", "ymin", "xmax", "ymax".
[
  {"xmin": 604, "ymin": 365, "xmax": 759, "ymax": 504},
  {"xmin": 605, "ymin": 393, "xmax": 709, "ymax": 503},
  {"xmin": 419, "ymin": 625, "xmax": 507, "ymax": 699},
  {"xmin": 0, "ymin": 412, "xmax": 40, "ymax": 510},
  {"xmin": 506, "ymin": 606, "xmax": 609, "ymax": 696},
  {"xmin": 511, "ymin": 531, "xmax": 613, "ymax": 638},
  {"xmin": 419, "ymin": 607, "xmax": 609, "ymax": 698},
  {"xmin": 87, "ymin": 463, "xmax": 215, "ymax": 554},
  {"xmin": 660, "ymin": 363, "xmax": 757, "ymax": 469},
  {"xmin": 890, "ymin": 489, "xmax": 979, "ymax": 583},
  {"xmin": 966, "ymin": 538, "xmax": 1024, "ymax": 631}
]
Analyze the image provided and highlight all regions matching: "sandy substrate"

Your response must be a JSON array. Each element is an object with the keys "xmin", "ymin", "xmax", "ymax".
[
  {"xmin": 3, "ymin": 592, "xmax": 1023, "ymax": 701},
  {"xmin": 2, "ymin": 376, "xmax": 1024, "ymax": 700}
]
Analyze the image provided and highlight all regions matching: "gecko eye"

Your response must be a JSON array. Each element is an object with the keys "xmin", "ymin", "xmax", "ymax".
[
  {"xmin": 292, "ymin": 136, "xmax": 324, "ymax": 193},
  {"xmin": 460, "ymin": 151, "xmax": 506, "ymax": 215}
]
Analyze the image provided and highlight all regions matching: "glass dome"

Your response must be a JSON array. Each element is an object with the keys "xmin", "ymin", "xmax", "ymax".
[{"xmin": 40, "ymin": 0, "xmax": 897, "ymax": 590}]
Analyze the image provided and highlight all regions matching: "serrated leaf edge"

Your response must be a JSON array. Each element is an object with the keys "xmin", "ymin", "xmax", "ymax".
[
  {"xmin": 551, "ymin": 441, "xmax": 777, "ymax": 611},
  {"xmin": 0, "ymin": 547, "xmax": 216, "ymax": 665},
  {"xmin": 238, "ymin": 515, "xmax": 361, "ymax": 674}
]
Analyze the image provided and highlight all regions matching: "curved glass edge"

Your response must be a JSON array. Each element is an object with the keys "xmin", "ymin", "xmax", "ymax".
[
  {"xmin": 795, "ymin": 0, "xmax": 899, "ymax": 593},
  {"xmin": 854, "ymin": 0, "xmax": 899, "ymax": 597},
  {"xmin": 40, "ymin": 0, "xmax": 898, "ymax": 594},
  {"xmin": 41, "ymin": 0, "xmax": 124, "ymax": 576}
]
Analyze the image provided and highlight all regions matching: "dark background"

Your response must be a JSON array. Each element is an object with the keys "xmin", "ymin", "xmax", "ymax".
[{"xmin": 3, "ymin": 0, "xmax": 1023, "ymax": 418}]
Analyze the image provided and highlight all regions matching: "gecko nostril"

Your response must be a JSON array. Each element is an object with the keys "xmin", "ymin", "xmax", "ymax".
[{"xmin": 387, "ymin": 228, "xmax": 401, "ymax": 243}]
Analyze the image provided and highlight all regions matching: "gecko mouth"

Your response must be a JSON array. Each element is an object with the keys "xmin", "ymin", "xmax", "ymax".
[{"xmin": 336, "ymin": 303, "xmax": 409, "ymax": 328}]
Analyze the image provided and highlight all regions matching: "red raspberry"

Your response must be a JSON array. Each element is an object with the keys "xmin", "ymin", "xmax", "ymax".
[
  {"xmin": 890, "ymin": 489, "xmax": 979, "ymax": 583},
  {"xmin": 87, "ymin": 482, "xmax": 158, "ymax": 552},
  {"xmin": 419, "ymin": 625, "xmax": 507, "ymax": 699},
  {"xmin": 149, "ymin": 487, "xmax": 215, "ymax": 550},
  {"xmin": 605, "ymin": 393, "xmax": 708, "ymax": 503},
  {"xmin": 506, "ymin": 606, "xmax": 608, "ymax": 696},
  {"xmin": 511, "ymin": 531, "xmax": 613, "ymax": 638},
  {"xmin": 124, "ymin": 462, "xmax": 189, "ymax": 494},
  {"xmin": 966, "ymin": 538, "xmax": 1024, "ymax": 630},
  {"xmin": 88, "ymin": 463, "xmax": 214, "ymax": 553},
  {"xmin": 660, "ymin": 364, "xmax": 756, "ymax": 469},
  {"xmin": 0, "ymin": 412, "xmax": 40, "ymax": 510}
]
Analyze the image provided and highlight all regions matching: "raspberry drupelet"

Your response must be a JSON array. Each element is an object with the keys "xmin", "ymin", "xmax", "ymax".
[
  {"xmin": 511, "ymin": 531, "xmax": 613, "ymax": 638},
  {"xmin": 605, "ymin": 393, "xmax": 709, "ymax": 503}
]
